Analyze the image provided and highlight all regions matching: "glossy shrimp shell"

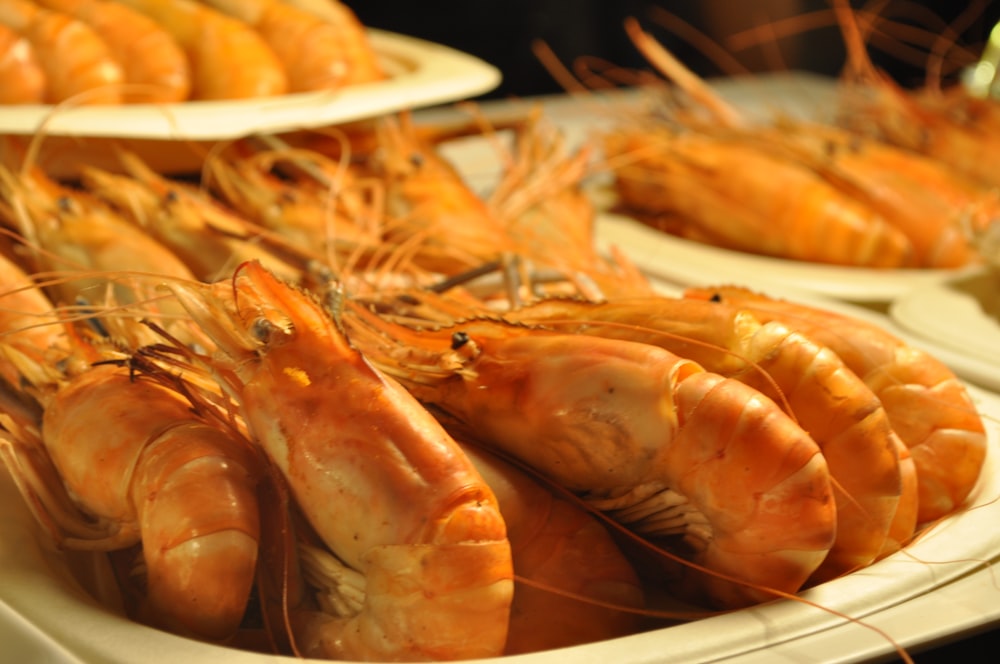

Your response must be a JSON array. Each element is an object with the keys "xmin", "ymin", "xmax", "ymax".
[
  {"xmin": 116, "ymin": 0, "xmax": 287, "ymax": 100},
  {"xmin": 33, "ymin": 0, "xmax": 191, "ymax": 103},
  {"xmin": 459, "ymin": 440, "xmax": 645, "ymax": 654},
  {"xmin": 506, "ymin": 295, "xmax": 909, "ymax": 582},
  {"xmin": 0, "ymin": 0, "xmax": 124, "ymax": 104},
  {"xmin": 200, "ymin": 0, "xmax": 384, "ymax": 92},
  {"xmin": 2, "ymin": 363, "xmax": 261, "ymax": 641},
  {"xmin": 345, "ymin": 309, "xmax": 836, "ymax": 609},
  {"xmin": 604, "ymin": 124, "xmax": 916, "ymax": 268},
  {"xmin": 164, "ymin": 261, "xmax": 514, "ymax": 660},
  {"xmin": 0, "ymin": 23, "xmax": 45, "ymax": 103},
  {"xmin": 687, "ymin": 286, "xmax": 988, "ymax": 524}
]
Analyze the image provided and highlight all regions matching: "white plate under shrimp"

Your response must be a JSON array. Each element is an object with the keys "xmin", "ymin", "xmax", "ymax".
[
  {"xmin": 889, "ymin": 267, "xmax": 1000, "ymax": 392},
  {"xmin": 2, "ymin": 367, "xmax": 1000, "ymax": 663},
  {"xmin": 0, "ymin": 29, "xmax": 500, "ymax": 140}
]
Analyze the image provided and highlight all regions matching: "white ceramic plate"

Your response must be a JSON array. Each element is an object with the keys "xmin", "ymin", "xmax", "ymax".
[
  {"xmin": 2, "ymin": 371, "xmax": 999, "ymax": 663},
  {"xmin": 0, "ymin": 29, "xmax": 501, "ymax": 140},
  {"xmin": 889, "ymin": 269, "xmax": 1000, "ymax": 392},
  {"xmin": 597, "ymin": 212, "xmax": 977, "ymax": 304}
]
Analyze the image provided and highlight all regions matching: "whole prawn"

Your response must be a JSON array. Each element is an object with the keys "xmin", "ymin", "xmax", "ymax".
[
  {"xmin": 198, "ymin": 0, "xmax": 385, "ymax": 92},
  {"xmin": 686, "ymin": 285, "xmax": 988, "ymax": 524},
  {"xmin": 342, "ymin": 299, "xmax": 836, "ymax": 609},
  {"xmin": 79, "ymin": 150, "xmax": 304, "ymax": 284},
  {"xmin": 33, "ymin": 0, "xmax": 191, "ymax": 103},
  {"xmin": 160, "ymin": 260, "xmax": 514, "ymax": 660},
  {"xmin": 502, "ymin": 294, "xmax": 910, "ymax": 582},
  {"xmin": 0, "ymin": 358, "xmax": 263, "ymax": 642},
  {"xmin": 0, "ymin": 165, "xmax": 197, "ymax": 322},
  {"xmin": 115, "ymin": 0, "xmax": 287, "ymax": 100},
  {"xmin": 0, "ymin": 0, "xmax": 124, "ymax": 104}
]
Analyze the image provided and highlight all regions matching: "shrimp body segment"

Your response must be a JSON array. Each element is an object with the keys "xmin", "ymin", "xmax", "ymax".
[
  {"xmin": 116, "ymin": 0, "xmax": 287, "ymax": 100},
  {"xmin": 0, "ymin": 23, "xmax": 45, "ymax": 103},
  {"xmin": 0, "ymin": 0, "xmax": 124, "ymax": 104},
  {"xmin": 687, "ymin": 286, "xmax": 988, "ymax": 524},
  {"xmin": 604, "ymin": 125, "xmax": 915, "ymax": 268},
  {"xmin": 33, "ymin": 0, "xmax": 191, "ymax": 103},
  {"xmin": 507, "ymin": 296, "xmax": 908, "ymax": 581},
  {"xmin": 200, "ymin": 0, "xmax": 384, "ymax": 92},
  {"xmin": 165, "ymin": 261, "xmax": 514, "ymax": 660},
  {"xmin": 2, "ymin": 363, "xmax": 261, "ymax": 642},
  {"xmin": 347, "ymin": 312, "xmax": 836, "ymax": 608},
  {"xmin": 459, "ymin": 441, "xmax": 645, "ymax": 654}
]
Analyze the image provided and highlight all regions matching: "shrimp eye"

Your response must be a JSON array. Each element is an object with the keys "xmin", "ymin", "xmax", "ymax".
[
  {"xmin": 57, "ymin": 195, "xmax": 75, "ymax": 213},
  {"xmin": 709, "ymin": 293, "xmax": 722, "ymax": 303},
  {"xmin": 451, "ymin": 331, "xmax": 470, "ymax": 350},
  {"xmin": 250, "ymin": 316, "xmax": 294, "ymax": 346},
  {"xmin": 409, "ymin": 153, "xmax": 424, "ymax": 168},
  {"xmin": 164, "ymin": 189, "xmax": 179, "ymax": 205}
]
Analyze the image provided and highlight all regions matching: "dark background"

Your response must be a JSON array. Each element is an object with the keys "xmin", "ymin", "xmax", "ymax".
[{"xmin": 351, "ymin": 0, "xmax": 1000, "ymax": 99}]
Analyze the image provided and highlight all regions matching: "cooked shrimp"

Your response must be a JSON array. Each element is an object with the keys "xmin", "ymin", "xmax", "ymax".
[
  {"xmin": 201, "ymin": 141, "xmax": 378, "ymax": 267},
  {"xmin": 343, "ymin": 302, "xmax": 836, "ymax": 609},
  {"xmin": 0, "ymin": 165, "xmax": 196, "ymax": 316},
  {"xmin": 366, "ymin": 114, "xmax": 514, "ymax": 275},
  {"xmin": 619, "ymin": 17, "xmax": 990, "ymax": 269},
  {"xmin": 199, "ymin": 0, "xmax": 384, "ymax": 91},
  {"xmin": 504, "ymin": 295, "xmax": 907, "ymax": 582},
  {"xmin": 0, "ymin": 23, "xmax": 45, "ymax": 103},
  {"xmin": 604, "ymin": 124, "xmax": 916, "ymax": 267},
  {"xmin": 280, "ymin": 0, "xmax": 385, "ymax": 83},
  {"xmin": 0, "ymin": 361, "xmax": 262, "ymax": 641},
  {"xmin": 832, "ymin": 0, "xmax": 1000, "ymax": 191},
  {"xmin": 458, "ymin": 439, "xmax": 645, "ymax": 654},
  {"xmin": 686, "ymin": 286, "xmax": 988, "ymax": 524},
  {"xmin": 115, "ymin": 0, "xmax": 287, "ymax": 99},
  {"xmin": 487, "ymin": 108, "xmax": 654, "ymax": 299},
  {"xmin": 79, "ymin": 151, "xmax": 303, "ymax": 284},
  {"xmin": 0, "ymin": 247, "xmax": 68, "ymax": 387},
  {"xmin": 0, "ymin": 0, "xmax": 124, "ymax": 104},
  {"xmin": 33, "ymin": 0, "xmax": 189, "ymax": 103},
  {"xmin": 161, "ymin": 261, "xmax": 514, "ymax": 660}
]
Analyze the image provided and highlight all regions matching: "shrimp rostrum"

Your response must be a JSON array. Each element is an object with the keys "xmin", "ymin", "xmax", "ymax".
[
  {"xmin": 342, "ymin": 298, "xmax": 837, "ymax": 610},
  {"xmin": 160, "ymin": 261, "xmax": 514, "ymax": 661}
]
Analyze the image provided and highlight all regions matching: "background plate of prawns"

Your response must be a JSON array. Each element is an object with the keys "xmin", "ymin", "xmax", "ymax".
[
  {"xmin": 431, "ymin": 71, "xmax": 981, "ymax": 305},
  {"xmin": 0, "ymin": 368, "xmax": 999, "ymax": 663},
  {"xmin": 0, "ymin": 28, "xmax": 501, "ymax": 139}
]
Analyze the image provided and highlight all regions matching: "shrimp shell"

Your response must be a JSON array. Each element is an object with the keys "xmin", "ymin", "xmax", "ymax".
[
  {"xmin": 115, "ymin": 0, "xmax": 287, "ymax": 99},
  {"xmin": 345, "ymin": 310, "xmax": 836, "ymax": 608},
  {"xmin": 0, "ymin": 0, "xmax": 124, "ymax": 104},
  {"xmin": 0, "ymin": 23, "xmax": 45, "ymax": 103},
  {"xmin": 162, "ymin": 261, "xmax": 515, "ymax": 660},
  {"xmin": 687, "ymin": 286, "xmax": 988, "ymax": 524},
  {"xmin": 505, "ymin": 295, "xmax": 908, "ymax": 582},
  {"xmin": 199, "ymin": 0, "xmax": 384, "ymax": 92},
  {"xmin": 33, "ymin": 0, "xmax": 190, "ymax": 103}
]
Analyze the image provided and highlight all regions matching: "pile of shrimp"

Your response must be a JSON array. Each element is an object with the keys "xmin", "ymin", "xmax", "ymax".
[
  {"xmin": 0, "ymin": 106, "xmax": 990, "ymax": 663},
  {"xmin": 596, "ymin": 7, "xmax": 1000, "ymax": 269},
  {"xmin": 0, "ymin": 0, "xmax": 384, "ymax": 105}
]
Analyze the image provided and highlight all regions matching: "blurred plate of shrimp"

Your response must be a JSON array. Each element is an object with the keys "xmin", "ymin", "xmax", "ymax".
[
  {"xmin": 0, "ymin": 29, "xmax": 500, "ymax": 139},
  {"xmin": 597, "ymin": 209, "xmax": 982, "ymax": 303},
  {"xmin": 2, "ymin": 376, "xmax": 1000, "ymax": 663}
]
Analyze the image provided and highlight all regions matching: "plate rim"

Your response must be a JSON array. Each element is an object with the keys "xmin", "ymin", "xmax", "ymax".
[{"xmin": 0, "ymin": 29, "xmax": 502, "ymax": 140}]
